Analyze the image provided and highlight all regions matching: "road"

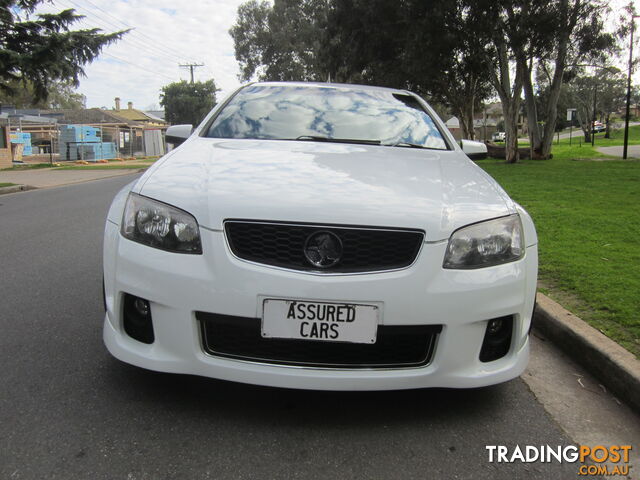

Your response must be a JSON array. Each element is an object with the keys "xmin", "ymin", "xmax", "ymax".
[
  {"xmin": 0, "ymin": 175, "xmax": 632, "ymax": 479},
  {"xmin": 514, "ymin": 121, "xmax": 640, "ymax": 143}
]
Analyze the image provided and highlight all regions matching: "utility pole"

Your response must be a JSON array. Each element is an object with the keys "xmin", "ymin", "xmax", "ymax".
[
  {"xmin": 592, "ymin": 83, "xmax": 597, "ymax": 147},
  {"xmin": 179, "ymin": 63, "xmax": 204, "ymax": 83}
]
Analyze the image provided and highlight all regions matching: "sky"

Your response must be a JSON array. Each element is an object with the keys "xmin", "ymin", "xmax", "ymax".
[
  {"xmin": 32, "ymin": 0, "xmax": 640, "ymax": 111},
  {"xmin": 36, "ymin": 0, "xmax": 248, "ymax": 110}
]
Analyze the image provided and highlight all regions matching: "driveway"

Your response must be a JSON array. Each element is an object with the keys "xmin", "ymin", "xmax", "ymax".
[{"xmin": 597, "ymin": 145, "xmax": 640, "ymax": 159}]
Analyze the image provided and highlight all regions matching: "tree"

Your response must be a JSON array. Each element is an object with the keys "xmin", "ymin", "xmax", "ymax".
[
  {"xmin": 230, "ymin": 0, "xmax": 494, "ymax": 140},
  {"xmin": 461, "ymin": 0, "xmax": 614, "ymax": 162},
  {"xmin": 464, "ymin": 0, "xmax": 528, "ymax": 163},
  {"xmin": 516, "ymin": 0, "xmax": 614, "ymax": 159},
  {"xmin": 566, "ymin": 74, "xmax": 596, "ymax": 142},
  {"xmin": 1, "ymin": 0, "xmax": 126, "ymax": 101},
  {"xmin": 160, "ymin": 80, "xmax": 219, "ymax": 126},
  {"xmin": 325, "ymin": 0, "xmax": 493, "ymax": 140},
  {"xmin": 230, "ymin": 0, "xmax": 330, "ymax": 82},
  {"xmin": 0, "ymin": 79, "xmax": 86, "ymax": 109},
  {"xmin": 566, "ymin": 69, "xmax": 627, "ymax": 142}
]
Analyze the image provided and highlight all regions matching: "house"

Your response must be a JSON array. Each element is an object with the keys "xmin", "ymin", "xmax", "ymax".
[
  {"xmin": 13, "ymin": 98, "xmax": 169, "ymax": 160},
  {"xmin": 111, "ymin": 98, "xmax": 167, "ymax": 126},
  {"xmin": 445, "ymin": 113, "xmax": 499, "ymax": 141},
  {"xmin": 445, "ymin": 102, "xmax": 526, "ymax": 141}
]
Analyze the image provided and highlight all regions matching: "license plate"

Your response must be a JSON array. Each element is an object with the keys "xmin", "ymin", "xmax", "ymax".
[{"xmin": 262, "ymin": 299, "xmax": 378, "ymax": 344}]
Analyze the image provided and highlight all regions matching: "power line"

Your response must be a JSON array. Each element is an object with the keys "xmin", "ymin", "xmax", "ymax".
[
  {"xmin": 103, "ymin": 52, "xmax": 176, "ymax": 81},
  {"xmin": 62, "ymin": 0, "xmax": 195, "ymax": 64},
  {"xmin": 179, "ymin": 63, "xmax": 205, "ymax": 83},
  {"xmin": 55, "ymin": 0, "xmax": 187, "ymax": 65},
  {"xmin": 54, "ymin": 0, "xmax": 185, "ymax": 65},
  {"xmin": 49, "ymin": 0, "xmax": 207, "ymax": 86}
]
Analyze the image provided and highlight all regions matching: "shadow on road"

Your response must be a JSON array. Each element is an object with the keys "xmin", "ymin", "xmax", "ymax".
[{"xmin": 104, "ymin": 358, "xmax": 508, "ymax": 429}]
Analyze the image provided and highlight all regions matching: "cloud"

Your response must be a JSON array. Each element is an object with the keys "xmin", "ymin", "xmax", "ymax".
[{"xmin": 36, "ymin": 0, "xmax": 248, "ymax": 109}]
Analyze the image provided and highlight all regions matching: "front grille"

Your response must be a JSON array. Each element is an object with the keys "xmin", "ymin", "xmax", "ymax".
[
  {"xmin": 224, "ymin": 221, "xmax": 424, "ymax": 273},
  {"xmin": 197, "ymin": 312, "xmax": 442, "ymax": 369}
]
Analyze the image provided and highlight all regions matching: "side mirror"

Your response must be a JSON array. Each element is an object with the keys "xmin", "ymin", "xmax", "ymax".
[
  {"xmin": 460, "ymin": 139, "xmax": 488, "ymax": 160},
  {"xmin": 165, "ymin": 124, "xmax": 193, "ymax": 146}
]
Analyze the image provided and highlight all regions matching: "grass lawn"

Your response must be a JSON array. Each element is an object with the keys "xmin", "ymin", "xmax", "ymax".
[
  {"xmin": 593, "ymin": 123, "xmax": 640, "ymax": 146},
  {"xmin": 477, "ymin": 132, "xmax": 640, "ymax": 357},
  {"xmin": 54, "ymin": 156, "xmax": 159, "ymax": 171},
  {"xmin": 1, "ymin": 156, "xmax": 159, "ymax": 172},
  {"xmin": 1, "ymin": 163, "xmax": 54, "ymax": 171},
  {"xmin": 0, "ymin": 182, "xmax": 17, "ymax": 187}
]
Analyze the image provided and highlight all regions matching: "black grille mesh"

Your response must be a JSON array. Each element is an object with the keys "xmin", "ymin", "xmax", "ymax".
[
  {"xmin": 225, "ymin": 221, "xmax": 424, "ymax": 273},
  {"xmin": 197, "ymin": 312, "xmax": 441, "ymax": 368}
]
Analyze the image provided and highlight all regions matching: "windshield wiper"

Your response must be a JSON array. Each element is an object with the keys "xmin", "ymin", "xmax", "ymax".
[
  {"xmin": 294, "ymin": 135, "xmax": 381, "ymax": 145},
  {"xmin": 385, "ymin": 141, "xmax": 426, "ymax": 149},
  {"xmin": 384, "ymin": 141, "xmax": 444, "ymax": 151}
]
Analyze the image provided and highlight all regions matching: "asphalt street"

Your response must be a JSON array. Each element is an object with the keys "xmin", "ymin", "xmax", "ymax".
[{"xmin": 0, "ymin": 175, "xmax": 601, "ymax": 479}]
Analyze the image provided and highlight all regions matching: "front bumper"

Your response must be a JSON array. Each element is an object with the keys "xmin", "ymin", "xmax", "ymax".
[{"xmin": 103, "ymin": 221, "xmax": 537, "ymax": 390}]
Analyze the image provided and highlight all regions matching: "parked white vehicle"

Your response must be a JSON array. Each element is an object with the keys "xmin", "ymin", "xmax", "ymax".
[
  {"xmin": 492, "ymin": 131, "xmax": 506, "ymax": 142},
  {"xmin": 103, "ymin": 82, "xmax": 538, "ymax": 390}
]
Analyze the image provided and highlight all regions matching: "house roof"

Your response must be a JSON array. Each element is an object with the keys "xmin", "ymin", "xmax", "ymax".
[
  {"xmin": 111, "ymin": 108, "xmax": 167, "ymax": 125},
  {"xmin": 445, "ymin": 117, "xmax": 460, "ymax": 128},
  {"xmin": 111, "ymin": 108, "xmax": 152, "ymax": 122},
  {"xmin": 144, "ymin": 110, "xmax": 166, "ymax": 121},
  {"xmin": 39, "ymin": 108, "xmax": 141, "ymax": 125},
  {"xmin": 0, "ymin": 112, "xmax": 58, "ymax": 124},
  {"xmin": 474, "ymin": 118, "xmax": 498, "ymax": 127}
]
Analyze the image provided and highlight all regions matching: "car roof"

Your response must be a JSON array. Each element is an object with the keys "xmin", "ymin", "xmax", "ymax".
[{"xmin": 247, "ymin": 81, "xmax": 412, "ymax": 96}]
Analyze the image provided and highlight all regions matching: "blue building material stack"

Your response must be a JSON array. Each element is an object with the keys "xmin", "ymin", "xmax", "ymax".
[
  {"xmin": 10, "ymin": 132, "xmax": 32, "ymax": 156},
  {"xmin": 59, "ymin": 125, "xmax": 117, "ymax": 161}
]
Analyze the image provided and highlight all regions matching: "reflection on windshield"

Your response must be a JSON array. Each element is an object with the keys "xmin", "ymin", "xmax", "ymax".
[{"xmin": 205, "ymin": 85, "xmax": 448, "ymax": 150}]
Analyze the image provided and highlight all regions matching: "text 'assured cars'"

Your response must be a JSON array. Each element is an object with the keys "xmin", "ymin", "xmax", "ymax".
[{"xmin": 103, "ymin": 82, "xmax": 538, "ymax": 390}]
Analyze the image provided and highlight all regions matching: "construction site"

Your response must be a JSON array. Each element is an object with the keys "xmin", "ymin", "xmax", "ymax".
[{"xmin": 0, "ymin": 98, "xmax": 168, "ymax": 168}]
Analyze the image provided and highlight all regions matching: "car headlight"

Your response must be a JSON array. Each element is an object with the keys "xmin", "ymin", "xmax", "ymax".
[
  {"xmin": 121, "ymin": 193, "xmax": 202, "ymax": 254},
  {"xmin": 443, "ymin": 215, "xmax": 524, "ymax": 269}
]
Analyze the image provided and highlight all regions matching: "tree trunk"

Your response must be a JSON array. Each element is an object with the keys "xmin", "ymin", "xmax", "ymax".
[
  {"xmin": 576, "ymin": 101, "xmax": 593, "ymax": 144},
  {"xmin": 490, "ymin": 41, "xmax": 523, "ymax": 163},
  {"xmin": 517, "ymin": 0, "xmax": 574, "ymax": 160},
  {"xmin": 452, "ymin": 97, "xmax": 476, "ymax": 140},
  {"xmin": 522, "ymin": 60, "xmax": 543, "ymax": 156},
  {"xmin": 503, "ymin": 101, "xmax": 522, "ymax": 163},
  {"xmin": 605, "ymin": 113, "xmax": 611, "ymax": 139},
  {"xmin": 539, "ymin": 0, "xmax": 574, "ymax": 159}
]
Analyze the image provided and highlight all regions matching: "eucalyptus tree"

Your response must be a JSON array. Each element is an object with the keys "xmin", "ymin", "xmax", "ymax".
[
  {"xmin": 516, "ymin": 0, "xmax": 615, "ymax": 158},
  {"xmin": 566, "ymin": 69, "xmax": 628, "ymax": 142},
  {"xmin": 230, "ymin": 0, "xmax": 332, "ymax": 82},
  {"xmin": 230, "ymin": 0, "xmax": 494, "ymax": 141}
]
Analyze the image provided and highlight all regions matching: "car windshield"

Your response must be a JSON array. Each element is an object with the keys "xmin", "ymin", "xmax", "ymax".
[{"xmin": 205, "ymin": 85, "xmax": 449, "ymax": 150}]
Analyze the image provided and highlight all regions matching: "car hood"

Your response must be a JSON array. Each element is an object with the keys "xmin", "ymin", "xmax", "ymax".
[{"xmin": 136, "ymin": 138, "xmax": 515, "ymax": 241}]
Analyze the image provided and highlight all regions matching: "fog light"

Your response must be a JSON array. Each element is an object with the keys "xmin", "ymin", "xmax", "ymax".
[
  {"xmin": 134, "ymin": 298, "xmax": 149, "ymax": 316},
  {"xmin": 487, "ymin": 318, "xmax": 503, "ymax": 335},
  {"xmin": 479, "ymin": 315, "xmax": 513, "ymax": 362},
  {"xmin": 123, "ymin": 294, "xmax": 154, "ymax": 344}
]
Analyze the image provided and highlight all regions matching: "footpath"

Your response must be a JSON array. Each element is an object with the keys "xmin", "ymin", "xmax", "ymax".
[{"xmin": 0, "ymin": 167, "xmax": 141, "ymax": 191}]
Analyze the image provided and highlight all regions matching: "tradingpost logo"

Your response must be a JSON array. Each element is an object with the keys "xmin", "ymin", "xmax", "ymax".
[{"xmin": 486, "ymin": 445, "xmax": 633, "ymax": 476}]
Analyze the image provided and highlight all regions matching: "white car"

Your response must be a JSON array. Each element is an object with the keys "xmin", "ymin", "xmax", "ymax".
[
  {"xmin": 103, "ymin": 82, "xmax": 537, "ymax": 391},
  {"xmin": 492, "ymin": 131, "xmax": 506, "ymax": 142}
]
